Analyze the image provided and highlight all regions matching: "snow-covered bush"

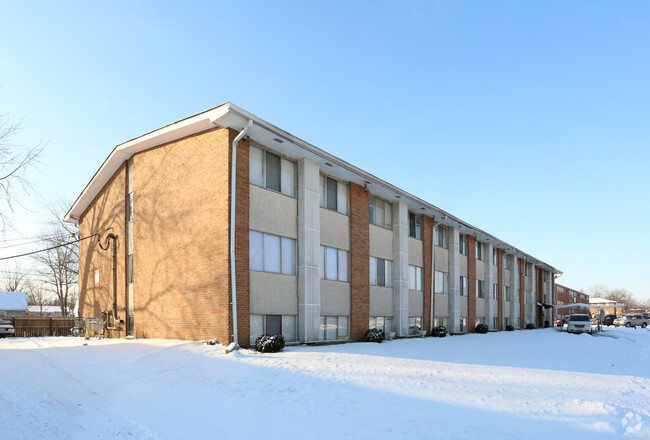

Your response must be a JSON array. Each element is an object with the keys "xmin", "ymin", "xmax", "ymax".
[
  {"xmin": 362, "ymin": 328, "xmax": 385, "ymax": 343},
  {"xmin": 431, "ymin": 326, "xmax": 448, "ymax": 338},
  {"xmin": 255, "ymin": 334, "xmax": 285, "ymax": 352},
  {"xmin": 525, "ymin": 323, "xmax": 536, "ymax": 330},
  {"xmin": 475, "ymin": 324, "xmax": 489, "ymax": 334},
  {"xmin": 506, "ymin": 325, "xmax": 515, "ymax": 332}
]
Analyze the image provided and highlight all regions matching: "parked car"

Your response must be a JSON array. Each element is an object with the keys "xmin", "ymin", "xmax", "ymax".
[
  {"xmin": 613, "ymin": 314, "xmax": 649, "ymax": 328},
  {"xmin": 603, "ymin": 314, "xmax": 617, "ymax": 326},
  {"xmin": 567, "ymin": 314, "xmax": 592, "ymax": 334},
  {"xmin": 0, "ymin": 319, "xmax": 15, "ymax": 338},
  {"xmin": 555, "ymin": 317, "xmax": 568, "ymax": 327}
]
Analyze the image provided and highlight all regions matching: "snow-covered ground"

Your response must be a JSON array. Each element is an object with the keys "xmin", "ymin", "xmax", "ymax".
[{"xmin": 1, "ymin": 327, "xmax": 649, "ymax": 439}]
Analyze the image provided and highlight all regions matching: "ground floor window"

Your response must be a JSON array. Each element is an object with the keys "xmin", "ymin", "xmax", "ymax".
[
  {"xmin": 434, "ymin": 317, "xmax": 448, "ymax": 328},
  {"xmin": 492, "ymin": 317, "xmax": 499, "ymax": 329},
  {"xmin": 459, "ymin": 317, "xmax": 467, "ymax": 332},
  {"xmin": 408, "ymin": 316, "xmax": 422, "ymax": 335},
  {"xmin": 369, "ymin": 316, "xmax": 393, "ymax": 333},
  {"xmin": 320, "ymin": 316, "xmax": 349, "ymax": 341},
  {"xmin": 505, "ymin": 317, "xmax": 511, "ymax": 327},
  {"xmin": 250, "ymin": 314, "xmax": 297, "ymax": 343},
  {"xmin": 475, "ymin": 317, "xmax": 485, "ymax": 327}
]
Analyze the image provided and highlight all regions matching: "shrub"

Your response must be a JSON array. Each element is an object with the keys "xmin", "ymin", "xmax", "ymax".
[
  {"xmin": 475, "ymin": 324, "xmax": 489, "ymax": 334},
  {"xmin": 431, "ymin": 326, "xmax": 448, "ymax": 338},
  {"xmin": 525, "ymin": 323, "xmax": 536, "ymax": 330},
  {"xmin": 255, "ymin": 334, "xmax": 285, "ymax": 353},
  {"xmin": 505, "ymin": 325, "xmax": 515, "ymax": 332},
  {"xmin": 362, "ymin": 328, "xmax": 385, "ymax": 343}
]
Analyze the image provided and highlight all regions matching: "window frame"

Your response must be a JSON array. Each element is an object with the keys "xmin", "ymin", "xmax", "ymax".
[
  {"xmin": 321, "ymin": 246, "xmax": 350, "ymax": 282},
  {"xmin": 459, "ymin": 276, "xmax": 468, "ymax": 296},
  {"xmin": 459, "ymin": 234, "xmax": 467, "ymax": 255},
  {"xmin": 409, "ymin": 265, "xmax": 423, "ymax": 291},
  {"xmin": 434, "ymin": 224, "xmax": 448, "ymax": 248},
  {"xmin": 434, "ymin": 270, "xmax": 449, "ymax": 294},
  {"xmin": 249, "ymin": 230, "xmax": 296, "ymax": 275},
  {"xmin": 408, "ymin": 212, "xmax": 422, "ymax": 240},
  {"xmin": 370, "ymin": 257, "xmax": 393, "ymax": 287},
  {"xmin": 249, "ymin": 145, "xmax": 296, "ymax": 197},
  {"xmin": 369, "ymin": 195, "xmax": 392, "ymax": 229}
]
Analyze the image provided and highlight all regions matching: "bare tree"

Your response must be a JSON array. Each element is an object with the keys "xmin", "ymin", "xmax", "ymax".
[
  {"xmin": 25, "ymin": 280, "xmax": 53, "ymax": 315},
  {"xmin": 0, "ymin": 113, "xmax": 44, "ymax": 231},
  {"xmin": 586, "ymin": 285, "xmax": 641, "ymax": 311},
  {"xmin": 32, "ymin": 199, "xmax": 78, "ymax": 317},
  {"xmin": 1, "ymin": 262, "xmax": 26, "ymax": 291}
]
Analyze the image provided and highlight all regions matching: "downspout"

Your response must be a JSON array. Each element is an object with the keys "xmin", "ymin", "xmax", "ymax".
[
  {"xmin": 229, "ymin": 119, "xmax": 254, "ymax": 350},
  {"xmin": 99, "ymin": 233, "xmax": 122, "ymax": 329}
]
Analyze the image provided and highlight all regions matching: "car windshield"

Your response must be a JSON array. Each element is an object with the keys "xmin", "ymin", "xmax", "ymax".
[{"xmin": 570, "ymin": 315, "xmax": 590, "ymax": 322}]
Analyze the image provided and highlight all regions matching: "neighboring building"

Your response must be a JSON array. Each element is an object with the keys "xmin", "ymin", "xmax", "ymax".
[
  {"xmin": 0, "ymin": 291, "xmax": 28, "ymax": 317},
  {"xmin": 589, "ymin": 297, "xmax": 625, "ymax": 316},
  {"xmin": 554, "ymin": 284, "xmax": 590, "ymax": 316},
  {"xmin": 27, "ymin": 306, "xmax": 73, "ymax": 317},
  {"xmin": 65, "ymin": 103, "xmax": 561, "ymax": 346}
]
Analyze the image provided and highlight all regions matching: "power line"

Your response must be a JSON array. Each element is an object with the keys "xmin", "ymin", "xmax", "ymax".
[
  {"xmin": 0, "ymin": 233, "xmax": 71, "ymax": 244},
  {"xmin": 0, "ymin": 235, "xmax": 73, "ymax": 251},
  {"xmin": 0, "ymin": 234, "xmax": 99, "ymax": 261}
]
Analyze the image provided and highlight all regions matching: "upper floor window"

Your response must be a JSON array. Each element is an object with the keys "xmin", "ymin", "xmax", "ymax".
[
  {"xmin": 504, "ymin": 254, "xmax": 512, "ymax": 270},
  {"xmin": 525, "ymin": 263, "xmax": 532, "ymax": 276},
  {"xmin": 434, "ymin": 224, "xmax": 448, "ymax": 248},
  {"xmin": 476, "ymin": 280, "xmax": 485, "ymax": 298},
  {"xmin": 544, "ymin": 272, "xmax": 550, "ymax": 282},
  {"xmin": 320, "ymin": 246, "xmax": 349, "ymax": 282},
  {"xmin": 320, "ymin": 175, "xmax": 348, "ymax": 215},
  {"xmin": 493, "ymin": 248, "xmax": 498, "ymax": 265},
  {"xmin": 369, "ymin": 195, "xmax": 392, "ymax": 229},
  {"xmin": 409, "ymin": 213, "xmax": 422, "ymax": 239},
  {"xmin": 434, "ymin": 271, "xmax": 448, "ymax": 294},
  {"xmin": 492, "ymin": 283, "xmax": 498, "ymax": 301},
  {"xmin": 459, "ymin": 234, "xmax": 467, "ymax": 255},
  {"xmin": 249, "ymin": 230, "xmax": 296, "ymax": 275},
  {"xmin": 409, "ymin": 265, "xmax": 423, "ymax": 291},
  {"xmin": 459, "ymin": 276, "xmax": 468, "ymax": 296},
  {"xmin": 475, "ymin": 241, "xmax": 483, "ymax": 260},
  {"xmin": 250, "ymin": 145, "xmax": 295, "ymax": 197},
  {"xmin": 505, "ymin": 286, "xmax": 513, "ymax": 302},
  {"xmin": 370, "ymin": 257, "xmax": 393, "ymax": 287}
]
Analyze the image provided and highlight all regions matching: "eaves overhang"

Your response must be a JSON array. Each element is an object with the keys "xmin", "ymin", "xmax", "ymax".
[{"xmin": 65, "ymin": 102, "xmax": 561, "ymax": 274}]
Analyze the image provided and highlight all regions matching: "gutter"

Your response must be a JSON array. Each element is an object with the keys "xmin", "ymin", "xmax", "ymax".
[{"xmin": 227, "ymin": 119, "xmax": 253, "ymax": 350}]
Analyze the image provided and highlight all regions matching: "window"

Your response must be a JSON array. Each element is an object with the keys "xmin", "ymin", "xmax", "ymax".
[
  {"xmin": 525, "ymin": 263, "xmax": 532, "ymax": 277},
  {"xmin": 504, "ymin": 254, "xmax": 512, "ymax": 270},
  {"xmin": 459, "ymin": 317, "xmax": 467, "ymax": 332},
  {"xmin": 249, "ymin": 231, "xmax": 296, "ymax": 275},
  {"xmin": 505, "ymin": 286, "xmax": 513, "ymax": 302},
  {"xmin": 459, "ymin": 276, "xmax": 468, "ymax": 296},
  {"xmin": 493, "ymin": 248, "xmax": 498, "ymax": 265},
  {"xmin": 544, "ymin": 271, "xmax": 550, "ymax": 282},
  {"xmin": 475, "ymin": 241, "xmax": 483, "ymax": 260},
  {"xmin": 475, "ymin": 317, "xmax": 485, "ymax": 327},
  {"xmin": 459, "ymin": 234, "xmax": 467, "ymax": 255},
  {"xmin": 476, "ymin": 280, "xmax": 485, "ymax": 299},
  {"xmin": 126, "ymin": 254, "xmax": 133, "ymax": 284},
  {"xmin": 434, "ymin": 271, "xmax": 448, "ymax": 294},
  {"xmin": 408, "ymin": 212, "xmax": 422, "ymax": 239},
  {"xmin": 250, "ymin": 145, "xmax": 296, "ymax": 197},
  {"xmin": 434, "ymin": 317, "xmax": 448, "ymax": 328},
  {"xmin": 525, "ymin": 289, "xmax": 532, "ymax": 304},
  {"xmin": 492, "ymin": 283, "xmax": 499, "ymax": 301},
  {"xmin": 126, "ymin": 192, "xmax": 134, "ymax": 223},
  {"xmin": 369, "ymin": 316, "xmax": 393, "ymax": 333},
  {"xmin": 434, "ymin": 224, "xmax": 448, "ymax": 248},
  {"xmin": 94, "ymin": 270, "xmax": 100, "ymax": 284},
  {"xmin": 321, "ymin": 246, "xmax": 349, "ymax": 282},
  {"xmin": 370, "ymin": 257, "xmax": 393, "ymax": 287},
  {"xmin": 250, "ymin": 314, "xmax": 297, "ymax": 342},
  {"xmin": 409, "ymin": 265, "xmax": 423, "ymax": 291},
  {"xmin": 369, "ymin": 195, "xmax": 392, "ymax": 229},
  {"xmin": 408, "ymin": 317, "xmax": 422, "ymax": 335},
  {"xmin": 320, "ymin": 175, "xmax": 348, "ymax": 215},
  {"xmin": 505, "ymin": 317, "xmax": 511, "ymax": 327},
  {"xmin": 320, "ymin": 316, "xmax": 349, "ymax": 340},
  {"xmin": 492, "ymin": 317, "xmax": 499, "ymax": 330}
]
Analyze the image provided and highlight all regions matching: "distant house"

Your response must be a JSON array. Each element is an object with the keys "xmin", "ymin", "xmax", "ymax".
[
  {"xmin": 27, "ymin": 306, "xmax": 73, "ymax": 317},
  {"xmin": 0, "ymin": 292, "xmax": 29, "ymax": 317},
  {"xmin": 553, "ymin": 284, "xmax": 590, "ymax": 315},
  {"xmin": 589, "ymin": 297, "xmax": 624, "ymax": 315}
]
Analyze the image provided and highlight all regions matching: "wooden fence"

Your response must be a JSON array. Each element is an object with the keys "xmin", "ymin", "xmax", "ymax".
[{"xmin": 10, "ymin": 317, "xmax": 76, "ymax": 337}]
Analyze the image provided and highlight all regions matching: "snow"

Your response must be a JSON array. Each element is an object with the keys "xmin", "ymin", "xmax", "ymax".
[
  {"xmin": 0, "ymin": 291, "xmax": 28, "ymax": 312},
  {"xmin": 1, "ymin": 327, "xmax": 649, "ymax": 439}
]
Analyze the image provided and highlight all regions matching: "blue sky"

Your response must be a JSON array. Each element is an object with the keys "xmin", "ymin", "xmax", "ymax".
[{"xmin": 1, "ymin": 1, "xmax": 648, "ymax": 301}]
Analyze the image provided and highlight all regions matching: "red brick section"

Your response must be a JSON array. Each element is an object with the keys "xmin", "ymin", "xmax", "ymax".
[
  {"xmin": 519, "ymin": 258, "xmax": 525, "ymax": 328},
  {"xmin": 467, "ymin": 236, "xmax": 477, "ymax": 332},
  {"xmin": 349, "ymin": 182, "xmax": 369, "ymax": 341},
  {"xmin": 536, "ymin": 267, "xmax": 545, "ymax": 327},
  {"xmin": 232, "ymin": 131, "xmax": 251, "ymax": 347},
  {"xmin": 422, "ymin": 215, "xmax": 433, "ymax": 333},
  {"xmin": 497, "ymin": 248, "xmax": 504, "ymax": 330},
  {"xmin": 78, "ymin": 163, "xmax": 127, "ymax": 337}
]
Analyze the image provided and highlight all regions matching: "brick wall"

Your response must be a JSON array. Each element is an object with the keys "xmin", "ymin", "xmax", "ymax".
[
  {"xmin": 233, "ymin": 132, "xmax": 250, "ymax": 347},
  {"xmin": 422, "ymin": 215, "xmax": 433, "ymax": 333},
  {"xmin": 78, "ymin": 163, "xmax": 127, "ymax": 336},
  {"xmin": 349, "ymin": 182, "xmax": 369, "ymax": 341},
  {"xmin": 467, "ymin": 235, "xmax": 476, "ymax": 332}
]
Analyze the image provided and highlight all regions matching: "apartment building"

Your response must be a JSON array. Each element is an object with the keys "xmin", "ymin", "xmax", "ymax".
[
  {"xmin": 554, "ymin": 284, "xmax": 590, "ymax": 315},
  {"xmin": 65, "ymin": 103, "xmax": 560, "ymax": 346}
]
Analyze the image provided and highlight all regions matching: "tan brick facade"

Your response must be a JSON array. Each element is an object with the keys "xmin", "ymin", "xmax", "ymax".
[{"xmin": 349, "ymin": 182, "xmax": 369, "ymax": 341}]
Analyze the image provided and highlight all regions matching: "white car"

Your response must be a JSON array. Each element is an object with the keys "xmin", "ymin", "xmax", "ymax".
[
  {"xmin": 566, "ymin": 314, "xmax": 592, "ymax": 334},
  {"xmin": 0, "ymin": 319, "xmax": 15, "ymax": 338}
]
